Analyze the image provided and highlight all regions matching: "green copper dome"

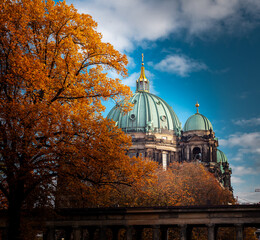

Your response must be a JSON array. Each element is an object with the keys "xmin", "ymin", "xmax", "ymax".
[
  {"xmin": 217, "ymin": 149, "xmax": 228, "ymax": 163},
  {"xmin": 183, "ymin": 113, "xmax": 213, "ymax": 132},
  {"xmin": 107, "ymin": 91, "xmax": 181, "ymax": 136},
  {"xmin": 107, "ymin": 55, "xmax": 181, "ymax": 136}
]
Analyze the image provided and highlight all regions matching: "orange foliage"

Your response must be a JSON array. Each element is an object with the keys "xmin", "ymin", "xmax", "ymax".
[
  {"xmin": 0, "ymin": 0, "xmax": 150, "ymax": 239},
  {"xmin": 75, "ymin": 162, "xmax": 234, "ymax": 208},
  {"xmin": 0, "ymin": 189, "xmax": 8, "ymax": 210}
]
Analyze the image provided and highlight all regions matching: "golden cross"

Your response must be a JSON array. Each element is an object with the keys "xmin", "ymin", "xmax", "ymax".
[{"xmin": 195, "ymin": 101, "xmax": 200, "ymax": 113}]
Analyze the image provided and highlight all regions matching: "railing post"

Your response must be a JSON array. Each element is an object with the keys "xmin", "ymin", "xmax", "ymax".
[
  {"xmin": 153, "ymin": 225, "xmax": 160, "ymax": 240},
  {"xmin": 1, "ymin": 229, "xmax": 7, "ymax": 240},
  {"xmin": 64, "ymin": 227, "xmax": 72, "ymax": 240},
  {"xmin": 179, "ymin": 224, "xmax": 192, "ymax": 240},
  {"xmin": 99, "ymin": 226, "xmax": 107, "ymax": 240},
  {"xmin": 180, "ymin": 224, "xmax": 187, "ymax": 240},
  {"xmin": 207, "ymin": 224, "xmax": 215, "ymax": 240},
  {"xmin": 73, "ymin": 226, "xmax": 81, "ymax": 240},
  {"xmin": 88, "ymin": 227, "xmax": 96, "ymax": 240},
  {"xmin": 161, "ymin": 226, "xmax": 169, "ymax": 240},
  {"xmin": 111, "ymin": 227, "xmax": 119, "ymax": 240},
  {"xmin": 44, "ymin": 226, "xmax": 55, "ymax": 240},
  {"xmin": 235, "ymin": 224, "xmax": 243, "ymax": 240},
  {"xmin": 135, "ymin": 226, "xmax": 143, "ymax": 240},
  {"xmin": 126, "ymin": 226, "xmax": 133, "ymax": 240}
]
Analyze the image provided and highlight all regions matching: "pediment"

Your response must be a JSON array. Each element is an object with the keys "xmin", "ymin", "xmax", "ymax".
[{"xmin": 187, "ymin": 135, "xmax": 204, "ymax": 142}]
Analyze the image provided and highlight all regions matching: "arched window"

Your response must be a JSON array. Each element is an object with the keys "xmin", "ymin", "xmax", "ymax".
[{"xmin": 193, "ymin": 147, "xmax": 202, "ymax": 161}]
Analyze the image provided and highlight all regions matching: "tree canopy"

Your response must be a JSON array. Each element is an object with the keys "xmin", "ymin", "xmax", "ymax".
[
  {"xmin": 79, "ymin": 162, "xmax": 234, "ymax": 208},
  {"xmin": 0, "ymin": 0, "xmax": 156, "ymax": 239},
  {"xmin": 0, "ymin": 1, "xmax": 238, "ymax": 239}
]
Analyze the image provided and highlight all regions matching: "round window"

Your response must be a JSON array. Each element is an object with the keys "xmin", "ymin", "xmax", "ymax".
[
  {"xmin": 160, "ymin": 115, "xmax": 166, "ymax": 121},
  {"xmin": 130, "ymin": 114, "xmax": 136, "ymax": 120}
]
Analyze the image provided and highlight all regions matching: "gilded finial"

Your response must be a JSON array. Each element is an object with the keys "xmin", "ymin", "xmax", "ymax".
[
  {"xmin": 195, "ymin": 101, "xmax": 200, "ymax": 113},
  {"xmin": 138, "ymin": 53, "xmax": 147, "ymax": 81},
  {"xmin": 136, "ymin": 54, "xmax": 149, "ymax": 92}
]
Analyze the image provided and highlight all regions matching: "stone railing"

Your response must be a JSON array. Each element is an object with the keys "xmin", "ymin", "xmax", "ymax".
[{"xmin": 0, "ymin": 205, "xmax": 260, "ymax": 240}]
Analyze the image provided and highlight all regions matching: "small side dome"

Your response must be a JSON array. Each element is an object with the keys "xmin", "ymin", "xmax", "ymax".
[
  {"xmin": 217, "ymin": 149, "xmax": 228, "ymax": 163},
  {"xmin": 183, "ymin": 113, "xmax": 213, "ymax": 132}
]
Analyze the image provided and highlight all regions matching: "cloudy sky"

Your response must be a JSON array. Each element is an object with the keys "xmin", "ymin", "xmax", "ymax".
[{"xmin": 66, "ymin": 0, "xmax": 260, "ymax": 204}]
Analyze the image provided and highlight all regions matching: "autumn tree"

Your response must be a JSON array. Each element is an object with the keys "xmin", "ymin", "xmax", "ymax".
[
  {"xmin": 79, "ymin": 162, "xmax": 234, "ymax": 208},
  {"xmin": 0, "ymin": 0, "xmax": 156, "ymax": 239}
]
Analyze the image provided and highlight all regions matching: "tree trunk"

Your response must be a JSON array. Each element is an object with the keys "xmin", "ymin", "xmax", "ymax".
[
  {"xmin": 7, "ymin": 199, "xmax": 23, "ymax": 240},
  {"xmin": 7, "ymin": 181, "xmax": 25, "ymax": 240}
]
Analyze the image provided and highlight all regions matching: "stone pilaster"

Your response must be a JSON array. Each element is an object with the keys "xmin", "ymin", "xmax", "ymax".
[
  {"xmin": 235, "ymin": 224, "xmax": 244, "ymax": 240},
  {"xmin": 44, "ymin": 226, "xmax": 55, "ymax": 240},
  {"xmin": 153, "ymin": 225, "xmax": 160, "ymax": 240},
  {"xmin": 72, "ymin": 226, "xmax": 81, "ymax": 240},
  {"xmin": 126, "ymin": 226, "xmax": 133, "ymax": 240},
  {"xmin": 207, "ymin": 224, "xmax": 216, "ymax": 240}
]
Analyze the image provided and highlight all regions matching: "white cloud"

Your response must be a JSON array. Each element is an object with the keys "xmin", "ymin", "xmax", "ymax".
[
  {"xmin": 231, "ymin": 165, "xmax": 259, "ymax": 176},
  {"xmin": 233, "ymin": 117, "xmax": 260, "ymax": 126},
  {"xmin": 231, "ymin": 176, "xmax": 244, "ymax": 184},
  {"xmin": 231, "ymin": 166, "xmax": 260, "ymax": 204},
  {"xmin": 229, "ymin": 149, "xmax": 248, "ymax": 162},
  {"xmin": 71, "ymin": 0, "xmax": 179, "ymax": 51},
  {"xmin": 127, "ymin": 56, "xmax": 137, "ymax": 69},
  {"xmin": 219, "ymin": 132, "xmax": 260, "ymax": 162},
  {"xmin": 219, "ymin": 132, "xmax": 260, "ymax": 150},
  {"xmin": 69, "ymin": 0, "xmax": 260, "ymax": 51},
  {"xmin": 153, "ymin": 54, "xmax": 207, "ymax": 77},
  {"xmin": 235, "ymin": 191, "xmax": 260, "ymax": 204},
  {"xmin": 121, "ymin": 72, "xmax": 139, "ymax": 88}
]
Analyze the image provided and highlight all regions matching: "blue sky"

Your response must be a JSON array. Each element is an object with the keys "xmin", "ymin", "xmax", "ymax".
[{"xmin": 66, "ymin": 0, "xmax": 260, "ymax": 204}]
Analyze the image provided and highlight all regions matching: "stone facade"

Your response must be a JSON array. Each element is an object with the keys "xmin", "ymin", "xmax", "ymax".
[{"xmin": 126, "ymin": 127, "xmax": 232, "ymax": 191}]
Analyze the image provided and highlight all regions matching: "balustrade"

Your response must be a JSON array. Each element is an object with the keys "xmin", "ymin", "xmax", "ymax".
[{"xmin": 43, "ymin": 223, "xmax": 247, "ymax": 240}]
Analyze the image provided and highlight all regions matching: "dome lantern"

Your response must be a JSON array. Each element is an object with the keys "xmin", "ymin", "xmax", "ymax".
[{"xmin": 136, "ymin": 54, "xmax": 150, "ymax": 93}]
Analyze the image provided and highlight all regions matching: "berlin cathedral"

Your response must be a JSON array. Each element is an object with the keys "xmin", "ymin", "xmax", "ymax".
[{"xmin": 107, "ymin": 55, "xmax": 232, "ymax": 191}]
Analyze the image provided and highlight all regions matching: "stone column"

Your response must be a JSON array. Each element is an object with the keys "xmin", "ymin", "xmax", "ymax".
[
  {"xmin": 126, "ymin": 226, "xmax": 133, "ymax": 240},
  {"xmin": 209, "ymin": 145, "xmax": 212, "ymax": 162},
  {"xmin": 203, "ymin": 145, "xmax": 207, "ymax": 162},
  {"xmin": 88, "ymin": 227, "xmax": 96, "ymax": 240},
  {"xmin": 1, "ymin": 229, "xmax": 7, "ymax": 240},
  {"xmin": 162, "ymin": 152, "xmax": 167, "ymax": 170},
  {"xmin": 44, "ymin": 226, "xmax": 55, "ymax": 240},
  {"xmin": 99, "ymin": 226, "xmax": 107, "ymax": 240},
  {"xmin": 179, "ymin": 225, "xmax": 192, "ymax": 240},
  {"xmin": 235, "ymin": 224, "xmax": 243, "ymax": 240},
  {"xmin": 111, "ymin": 227, "xmax": 119, "ymax": 240},
  {"xmin": 161, "ymin": 226, "xmax": 168, "ymax": 240},
  {"xmin": 64, "ymin": 227, "xmax": 72, "ymax": 240},
  {"xmin": 207, "ymin": 224, "xmax": 215, "ymax": 240},
  {"xmin": 153, "ymin": 225, "xmax": 160, "ymax": 240},
  {"xmin": 180, "ymin": 225, "xmax": 187, "ymax": 240},
  {"xmin": 73, "ymin": 226, "xmax": 81, "ymax": 240},
  {"xmin": 135, "ymin": 227, "xmax": 143, "ymax": 240}
]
